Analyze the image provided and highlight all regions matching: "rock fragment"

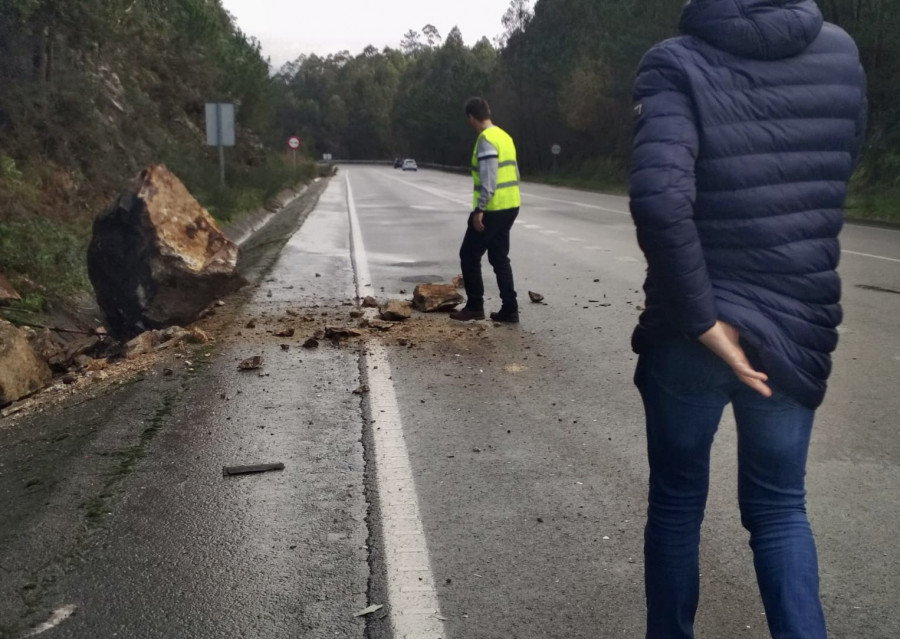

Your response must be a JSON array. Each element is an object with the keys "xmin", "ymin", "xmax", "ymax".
[
  {"xmin": 412, "ymin": 284, "xmax": 464, "ymax": 312},
  {"xmin": 0, "ymin": 273, "xmax": 21, "ymax": 305},
  {"xmin": 528, "ymin": 291, "xmax": 545, "ymax": 303},
  {"xmin": 379, "ymin": 299, "xmax": 412, "ymax": 322},
  {"xmin": 0, "ymin": 319, "xmax": 52, "ymax": 404},
  {"xmin": 361, "ymin": 296, "xmax": 379, "ymax": 308},
  {"xmin": 238, "ymin": 356, "xmax": 263, "ymax": 371}
]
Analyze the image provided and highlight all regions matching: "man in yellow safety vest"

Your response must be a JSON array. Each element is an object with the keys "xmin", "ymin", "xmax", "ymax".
[{"xmin": 450, "ymin": 96, "xmax": 522, "ymax": 323}]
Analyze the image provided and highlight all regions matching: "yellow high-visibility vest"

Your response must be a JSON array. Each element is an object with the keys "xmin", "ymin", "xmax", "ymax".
[{"xmin": 471, "ymin": 126, "xmax": 521, "ymax": 211}]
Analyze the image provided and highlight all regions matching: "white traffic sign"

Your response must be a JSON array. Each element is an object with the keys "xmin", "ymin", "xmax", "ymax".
[
  {"xmin": 205, "ymin": 103, "xmax": 236, "ymax": 147},
  {"xmin": 288, "ymin": 136, "xmax": 301, "ymax": 150},
  {"xmin": 551, "ymin": 144, "xmax": 562, "ymax": 156}
]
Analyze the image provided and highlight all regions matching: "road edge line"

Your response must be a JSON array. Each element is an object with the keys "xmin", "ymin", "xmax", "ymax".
[{"xmin": 344, "ymin": 171, "xmax": 448, "ymax": 638}]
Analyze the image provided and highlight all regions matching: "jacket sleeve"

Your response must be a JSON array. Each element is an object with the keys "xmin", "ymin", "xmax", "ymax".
[{"xmin": 629, "ymin": 42, "xmax": 717, "ymax": 339}]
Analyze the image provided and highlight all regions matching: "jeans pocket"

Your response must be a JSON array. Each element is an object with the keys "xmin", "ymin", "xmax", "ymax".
[{"xmin": 638, "ymin": 338, "xmax": 726, "ymax": 395}]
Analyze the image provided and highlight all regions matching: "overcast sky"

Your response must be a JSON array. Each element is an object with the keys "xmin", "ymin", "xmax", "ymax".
[{"xmin": 220, "ymin": 0, "xmax": 515, "ymax": 71}]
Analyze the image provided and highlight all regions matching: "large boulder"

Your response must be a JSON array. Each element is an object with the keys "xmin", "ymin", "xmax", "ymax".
[
  {"xmin": 412, "ymin": 284, "xmax": 464, "ymax": 312},
  {"xmin": 88, "ymin": 164, "xmax": 244, "ymax": 339},
  {"xmin": 0, "ymin": 273, "xmax": 20, "ymax": 305},
  {"xmin": 0, "ymin": 320, "xmax": 52, "ymax": 405}
]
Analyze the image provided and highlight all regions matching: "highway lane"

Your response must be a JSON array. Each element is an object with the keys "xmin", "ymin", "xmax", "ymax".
[
  {"xmin": 346, "ymin": 166, "xmax": 900, "ymax": 638},
  {"xmin": 4, "ymin": 167, "xmax": 895, "ymax": 639}
]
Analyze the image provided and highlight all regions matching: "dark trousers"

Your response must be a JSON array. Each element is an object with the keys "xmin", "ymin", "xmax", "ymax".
[{"xmin": 459, "ymin": 207, "xmax": 519, "ymax": 311}]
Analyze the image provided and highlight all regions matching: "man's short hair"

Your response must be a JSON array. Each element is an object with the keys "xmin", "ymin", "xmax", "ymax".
[{"xmin": 465, "ymin": 97, "xmax": 491, "ymax": 122}]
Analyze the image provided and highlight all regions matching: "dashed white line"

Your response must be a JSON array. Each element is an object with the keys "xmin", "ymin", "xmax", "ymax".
[
  {"xmin": 842, "ymin": 249, "xmax": 900, "ymax": 264},
  {"xmin": 24, "ymin": 605, "xmax": 77, "ymax": 637},
  {"xmin": 345, "ymin": 171, "xmax": 447, "ymax": 639},
  {"xmin": 521, "ymin": 192, "xmax": 630, "ymax": 216}
]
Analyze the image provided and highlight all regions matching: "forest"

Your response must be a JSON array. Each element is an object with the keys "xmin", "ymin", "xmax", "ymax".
[
  {"xmin": 273, "ymin": 0, "xmax": 899, "ymax": 200},
  {"xmin": 0, "ymin": 0, "xmax": 897, "ymax": 312}
]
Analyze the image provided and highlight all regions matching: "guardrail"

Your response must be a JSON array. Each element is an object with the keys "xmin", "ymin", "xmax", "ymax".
[{"xmin": 329, "ymin": 159, "xmax": 469, "ymax": 174}]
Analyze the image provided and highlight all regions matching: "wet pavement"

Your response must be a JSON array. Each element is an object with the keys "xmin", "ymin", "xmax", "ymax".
[{"xmin": 1, "ymin": 167, "xmax": 899, "ymax": 638}]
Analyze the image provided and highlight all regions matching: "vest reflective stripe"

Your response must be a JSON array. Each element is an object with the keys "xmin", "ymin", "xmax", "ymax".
[{"xmin": 471, "ymin": 126, "xmax": 522, "ymax": 211}]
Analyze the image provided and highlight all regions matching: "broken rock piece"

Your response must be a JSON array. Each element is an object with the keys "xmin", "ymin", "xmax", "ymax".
[
  {"xmin": 528, "ymin": 291, "xmax": 545, "ymax": 303},
  {"xmin": 0, "ymin": 273, "xmax": 21, "ymax": 305},
  {"xmin": 361, "ymin": 296, "xmax": 379, "ymax": 308},
  {"xmin": 0, "ymin": 320, "xmax": 52, "ymax": 405},
  {"xmin": 412, "ymin": 283, "xmax": 464, "ymax": 312},
  {"xmin": 325, "ymin": 326, "xmax": 362, "ymax": 340},
  {"xmin": 302, "ymin": 338, "xmax": 319, "ymax": 349},
  {"xmin": 238, "ymin": 355, "xmax": 263, "ymax": 371},
  {"xmin": 274, "ymin": 327, "xmax": 295, "ymax": 338},
  {"xmin": 379, "ymin": 299, "xmax": 412, "ymax": 322}
]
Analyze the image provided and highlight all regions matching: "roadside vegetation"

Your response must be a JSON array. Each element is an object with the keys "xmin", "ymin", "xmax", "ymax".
[
  {"xmin": 0, "ymin": 0, "xmax": 314, "ymax": 316},
  {"xmin": 271, "ymin": 0, "xmax": 899, "ymax": 222}
]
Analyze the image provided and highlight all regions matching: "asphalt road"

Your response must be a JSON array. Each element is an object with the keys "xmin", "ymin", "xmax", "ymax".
[{"xmin": 1, "ymin": 167, "xmax": 897, "ymax": 639}]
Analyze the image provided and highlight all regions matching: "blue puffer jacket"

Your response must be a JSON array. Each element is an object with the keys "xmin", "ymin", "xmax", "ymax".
[{"xmin": 629, "ymin": 0, "xmax": 867, "ymax": 408}]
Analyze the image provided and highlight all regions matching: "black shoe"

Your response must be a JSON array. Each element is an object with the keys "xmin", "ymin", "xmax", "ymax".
[
  {"xmin": 449, "ymin": 307, "xmax": 485, "ymax": 321},
  {"xmin": 490, "ymin": 308, "xmax": 519, "ymax": 323}
]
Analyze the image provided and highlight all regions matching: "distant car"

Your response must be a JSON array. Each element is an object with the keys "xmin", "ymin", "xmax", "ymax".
[
  {"xmin": 402, "ymin": 159, "xmax": 418, "ymax": 171},
  {"xmin": 393, "ymin": 157, "xmax": 402, "ymax": 168}
]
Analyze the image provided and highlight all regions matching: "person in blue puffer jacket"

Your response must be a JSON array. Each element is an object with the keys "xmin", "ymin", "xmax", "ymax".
[{"xmin": 629, "ymin": 1, "xmax": 866, "ymax": 637}]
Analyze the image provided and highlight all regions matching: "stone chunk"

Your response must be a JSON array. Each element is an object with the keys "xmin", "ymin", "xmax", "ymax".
[
  {"xmin": 0, "ymin": 320, "xmax": 52, "ymax": 405},
  {"xmin": 124, "ymin": 331, "xmax": 161, "ymax": 360},
  {"xmin": 412, "ymin": 284, "xmax": 464, "ymax": 312},
  {"xmin": 379, "ymin": 299, "xmax": 412, "ymax": 322},
  {"xmin": 0, "ymin": 273, "xmax": 20, "ymax": 305},
  {"xmin": 88, "ymin": 164, "xmax": 245, "ymax": 339}
]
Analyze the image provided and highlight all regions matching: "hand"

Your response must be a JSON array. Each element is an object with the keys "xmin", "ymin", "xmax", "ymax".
[
  {"xmin": 699, "ymin": 321, "xmax": 772, "ymax": 397},
  {"xmin": 473, "ymin": 210, "xmax": 485, "ymax": 232}
]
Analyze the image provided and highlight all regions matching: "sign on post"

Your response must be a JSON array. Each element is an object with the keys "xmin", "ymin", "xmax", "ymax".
[
  {"xmin": 205, "ymin": 102, "xmax": 236, "ymax": 187},
  {"xmin": 322, "ymin": 153, "xmax": 333, "ymax": 162},
  {"xmin": 551, "ymin": 144, "xmax": 562, "ymax": 173},
  {"xmin": 287, "ymin": 136, "xmax": 301, "ymax": 172}
]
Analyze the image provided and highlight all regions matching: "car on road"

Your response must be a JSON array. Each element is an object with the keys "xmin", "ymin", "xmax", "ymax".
[
  {"xmin": 402, "ymin": 159, "xmax": 418, "ymax": 171},
  {"xmin": 393, "ymin": 157, "xmax": 402, "ymax": 168}
]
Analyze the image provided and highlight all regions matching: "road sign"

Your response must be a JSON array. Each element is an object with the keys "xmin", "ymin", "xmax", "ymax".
[
  {"xmin": 323, "ymin": 153, "xmax": 333, "ymax": 161},
  {"xmin": 288, "ymin": 136, "xmax": 301, "ymax": 150},
  {"xmin": 551, "ymin": 144, "xmax": 562, "ymax": 156},
  {"xmin": 205, "ymin": 102, "xmax": 235, "ymax": 187},
  {"xmin": 205, "ymin": 103, "xmax": 236, "ymax": 147}
]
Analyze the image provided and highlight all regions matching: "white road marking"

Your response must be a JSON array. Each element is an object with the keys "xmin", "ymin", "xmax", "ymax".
[
  {"xmin": 24, "ymin": 605, "xmax": 77, "ymax": 637},
  {"xmin": 410, "ymin": 205, "xmax": 439, "ymax": 211},
  {"xmin": 522, "ymin": 224, "xmax": 542, "ymax": 230},
  {"xmin": 371, "ymin": 168, "xmax": 900, "ymax": 265},
  {"xmin": 379, "ymin": 171, "xmax": 470, "ymax": 206},
  {"xmin": 842, "ymin": 250, "xmax": 900, "ymax": 264},
  {"xmin": 344, "ymin": 172, "xmax": 446, "ymax": 639},
  {"xmin": 522, "ymin": 192, "xmax": 630, "ymax": 216}
]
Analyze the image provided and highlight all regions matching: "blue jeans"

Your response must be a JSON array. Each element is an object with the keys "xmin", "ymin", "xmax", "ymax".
[{"xmin": 635, "ymin": 339, "xmax": 826, "ymax": 639}]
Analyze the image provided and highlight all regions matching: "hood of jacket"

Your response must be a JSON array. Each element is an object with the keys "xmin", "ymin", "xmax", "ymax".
[{"xmin": 679, "ymin": 0, "xmax": 824, "ymax": 60}]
